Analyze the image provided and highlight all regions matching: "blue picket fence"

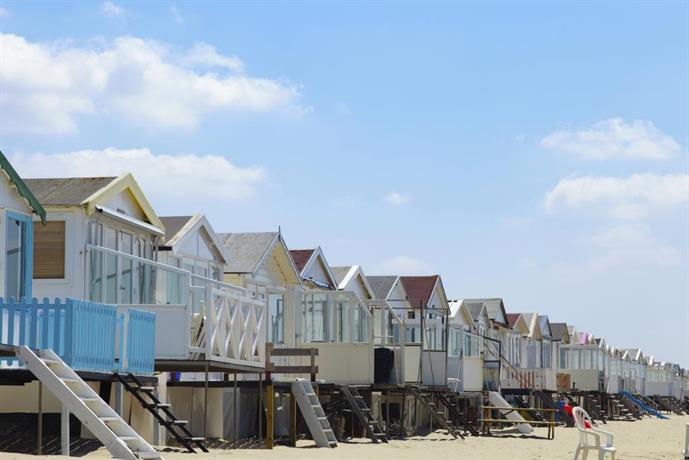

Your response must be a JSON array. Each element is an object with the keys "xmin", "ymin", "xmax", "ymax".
[
  {"xmin": 125, "ymin": 309, "xmax": 156, "ymax": 375},
  {"xmin": 0, "ymin": 297, "xmax": 155, "ymax": 375}
]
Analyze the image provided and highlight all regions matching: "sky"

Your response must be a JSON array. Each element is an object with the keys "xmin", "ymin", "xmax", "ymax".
[{"xmin": 1, "ymin": 2, "xmax": 688, "ymax": 367}]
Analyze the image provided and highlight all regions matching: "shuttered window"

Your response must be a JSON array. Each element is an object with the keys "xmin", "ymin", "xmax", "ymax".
[{"xmin": 33, "ymin": 221, "xmax": 66, "ymax": 279}]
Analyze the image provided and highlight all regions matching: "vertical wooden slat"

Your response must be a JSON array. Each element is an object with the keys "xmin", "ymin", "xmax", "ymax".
[
  {"xmin": 28, "ymin": 298, "xmax": 38, "ymax": 349},
  {"xmin": 8, "ymin": 298, "xmax": 16, "ymax": 345}
]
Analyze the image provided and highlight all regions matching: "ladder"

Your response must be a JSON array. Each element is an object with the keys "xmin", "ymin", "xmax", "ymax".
[
  {"xmin": 339, "ymin": 386, "xmax": 388, "ymax": 443},
  {"xmin": 291, "ymin": 379, "xmax": 337, "ymax": 448},
  {"xmin": 434, "ymin": 392, "xmax": 477, "ymax": 437},
  {"xmin": 114, "ymin": 373, "xmax": 208, "ymax": 453},
  {"xmin": 17, "ymin": 346, "xmax": 162, "ymax": 460},
  {"xmin": 409, "ymin": 388, "xmax": 458, "ymax": 438}
]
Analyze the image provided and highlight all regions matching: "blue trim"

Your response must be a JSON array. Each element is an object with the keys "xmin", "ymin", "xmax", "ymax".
[{"xmin": 5, "ymin": 211, "xmax": 33, "ymax": 299}]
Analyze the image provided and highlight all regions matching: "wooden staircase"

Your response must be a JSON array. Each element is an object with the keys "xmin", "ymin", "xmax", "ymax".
[
  {"xmin": 339, "ymin": 386, "xmax": 388, "ymax": 444},
  {"xmin": 608, "ymin": 394, "xmax": 635, "ymax": 421},
  {"xmin": 434, "ymin": 392, "xmax": 479, "ymax": 436},
  {"xmin": 409, "ymin": 388, "xmax": 459, "ymax": 439},
  {"xmin": 584, "ymin": 393, "xmax": 607, "ymax": 422},
  {"xmin": 115, "ymin": 373, "xmax": 208, "ymax": 453},
  {"xmin": 17, "ymin": 346, "xmax": 162, "ymax": 460},
  {"xmin": 291, "ymin": 379, "xmax": 337, "ymax": 448}
]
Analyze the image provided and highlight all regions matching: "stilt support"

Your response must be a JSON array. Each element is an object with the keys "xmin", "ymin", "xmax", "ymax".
[{"xmin": 265, "ymin": 380, "xmax": 274, "ymax": 449}]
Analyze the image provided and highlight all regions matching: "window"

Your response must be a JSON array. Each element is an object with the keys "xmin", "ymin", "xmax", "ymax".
[
  {"xmin": 33, "ymin": 221, "xmax": 65, "ymax": 279},
  {"xmin": 6, "ymin": 214, "xmax": 30, "ymax": 299},
  {"xmin": 303, "ymin": 293, "xmax": 329, "ymax": 342},
  {"xmin": 334, "ymin": 300, "xmax": 350, "ymax": 342},
  {"xmin": 352, "ymin": 304, "xmax": 369, "ymax": 343},
  {"xmin": 449, "ymin": 329, "xmax": 462, "ymax": 357},
  {"xmin": 268, "ymin": 293, "xmax": 285, "ymax": 343}
]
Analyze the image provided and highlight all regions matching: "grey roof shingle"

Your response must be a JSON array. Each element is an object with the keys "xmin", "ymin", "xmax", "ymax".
[
  {"xmin": 550, "ymin": 323, "xmax": 569, "ymax": 341},
  {"xmin": 218, "ymin": 232, "xmax": 278, "ymax": 273},
  {"xmin": 24, "ymin": 177, "xmax": 117, "ymax": 206},
  {"xmin": 467, "ymin": 302, "xmax": 484, "ymax": 320},
  {"xmin": 367, "ymin": 275, "xmax": 398, "ymax": 300},
  {"xmin": 331, "ymin": 266, "xmax": 353, "ymax": 284},
  {"xmin": 159, "ymin": 216, "xmax": 193, "ymax": 244}
]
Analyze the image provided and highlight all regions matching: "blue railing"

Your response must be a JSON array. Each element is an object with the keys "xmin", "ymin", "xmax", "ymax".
[
  {"xmin": 124, "ymin": 309, "xmax": 156, "ymax": 375},
  {"xmin": 0, "ymin": 298, "xmax": 155, "ymax": 375}
]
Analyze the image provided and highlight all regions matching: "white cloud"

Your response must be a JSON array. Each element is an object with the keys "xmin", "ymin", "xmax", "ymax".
[
  {"xmin": 169, "ymin": 5, "xmax": 184, "ymax": 23},
  {"xmin": 541, "ymin": 118, "xmax": 681, "ymax": 160},
  {"xmin": 545, "ymin": 173, "xmax": 689, "ymax": 219},
  {"xmin": 384, "ymin": 191, "xmax": 409, "ymax": 206},
  {"xmin": 0, "ymin": 33, "xmax": 302, "ymax": 134},
  {"xmin": 556, "ymin": 224, "xmax": 683, "ymax": 274},
  {"xmin": 374, "ymin": 256, "xmax": 432, "ymax": 275},
  {"xmin": 9, "ymin": 148, "xmax": 266, "ymax": 202},
  {"xmin": 183, "ymin": 43, "xmax": 243, "ymax": 72},
  {"xmin": 100, "ymin": 1, "xmax": 128, "ymax": 17}
]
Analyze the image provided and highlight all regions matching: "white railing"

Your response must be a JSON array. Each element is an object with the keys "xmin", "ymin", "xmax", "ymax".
[
  {"xmin": 368, "ymin": 299, "xmax": 406, "ymax": 384},
  {"xmin": 202, "ymin": 281, "xmax": 265, "ymax": 367},
  {"xmin": 86, "ymin": 244, "xmax": 266, "ymax": 369}
]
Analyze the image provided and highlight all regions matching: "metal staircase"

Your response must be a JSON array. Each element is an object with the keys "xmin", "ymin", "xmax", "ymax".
[
  {"xmin": 339, "ymin": 386, "xmax": 388, "ymax": 444},
  {"xmin": 409, "ymin": 388, "xmax": 459, "ymax": 438},
  {"xmin": 17, "ymin": 346, "xmax": 162, "ymax": 460},
  {"xmin": 291, "ymin": 379, "xmax": 337, "ymax": 448},
  {"xmin": 434, "ymin": 392, "xmax": 477, "ymax": 437},
  {"xmin": 115, "ymin": 373, "xmax": 208, "ymax": 453}
]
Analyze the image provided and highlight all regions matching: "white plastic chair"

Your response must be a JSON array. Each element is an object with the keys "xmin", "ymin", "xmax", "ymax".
[{"xmin": 572, "ymin": 407, "xmax": 616, "ymax": 460}]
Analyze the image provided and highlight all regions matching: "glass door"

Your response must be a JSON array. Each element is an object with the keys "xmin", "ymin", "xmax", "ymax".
[{"xmin": 5, "ymin": 213, "xmax": 31, "ymax": 300}]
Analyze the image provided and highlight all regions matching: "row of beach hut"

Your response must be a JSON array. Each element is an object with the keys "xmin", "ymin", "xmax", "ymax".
[{"xmin": 0, "ymin": 149, "xmax": 686, "ymax": 455}]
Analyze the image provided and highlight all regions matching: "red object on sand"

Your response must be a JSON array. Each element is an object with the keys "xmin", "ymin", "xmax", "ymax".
[{"xmin": 564, "ymin": 404, "xmax": 591, "ymax": 428}]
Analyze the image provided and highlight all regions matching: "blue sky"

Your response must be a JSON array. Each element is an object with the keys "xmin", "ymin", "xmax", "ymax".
[{"xmin": 1, "ymin": 1, "xmax": 688, "ymax": 366}]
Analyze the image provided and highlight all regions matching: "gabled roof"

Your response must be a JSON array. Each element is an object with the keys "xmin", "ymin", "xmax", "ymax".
[
  {"xmin": 160, "ymin": 215, "xmax": 194, "ymax": 243},
  {"xmin": 467, "ymin": 302, "xmax": 487, "ymax": 322},
  {"xmin": 289, "ymin": 249, "xmax": 315, "ymax": 273},
  {"xmin": 463, "ymin": 298, "xmax": 508, "ymax": 326},
  {"xmin": 367, "ymin": 275, "xmax": 400, "ymax": 300},
  {"xmin": 331, "ymin": 266, "xmax": 351, "ymax": 284},
  {"xmin": 507, "ymin": 314, "xmax": 521, "ymax": 328},
  {"xmin": 400, "ymin": 275, "xmax": 443, "ymax": 309},
  {"xmin": 448, "ymin": 299, "xmax": 478, "ymax": 329},
  {"xmin": 538, "ymin": 315, "xmax": 552, "ymax": 339},
  {"xmin": 0, "ymin": 150, "xmax": 46, "ymax": 222},
  {"xmin": 520, "ymin": 313, "xmax": 542, "ymax": 340},
  {"xmin": 25, "ymin": 177, "xmax": 117, "ymax": 205},
  {"xmin": 159, "ymin": 214, "xmax": 231, "ymax": 265},
  {"xmin": 550, "ymin": 323, "xmax": 570, "ymax": 343},
  {"xmin": 290, "ymin": 246, "xmax": 338, "ymax": 289},
  {"xmin": 506, "ymin": 313, "xmax": 530, "ymax": 335},
  {"xmin": 331, "ymin": 265, "xmax": 375, "ymax": 299},
  {"xmin": 25, "ymin": 173, "xmax": 164, "ymax": 231},
  {"xmin": 219, "ymin": 232, "xmax": 280, "ymax": 273}
]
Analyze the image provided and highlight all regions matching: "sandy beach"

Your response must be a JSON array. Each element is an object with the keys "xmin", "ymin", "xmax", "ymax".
[{"xmin": 1, "ymin": 415, "xmax": 686, "ymax": 460}]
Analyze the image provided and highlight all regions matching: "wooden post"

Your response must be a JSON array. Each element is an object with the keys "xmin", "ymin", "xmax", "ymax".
[
  {"xmin": 258, "ymin": 372, "xmax": 263, "ymax": 442},
  {"xmin": 684, "ymin": 423, "xmax": 688, "ymax": 460},
  {"xmin": 233, "ymin": 373, "xmax": 238, "ymax": 448},
  {"xmin": 289, "ymin": 390, "xmax": 297, "ymax": 447},
  {"xmin": 37, "ymin": 381, "xmax": 43, "ymax": 455},
  {"xmin": 61, "ymin": 405, "xmax": 70, "ymax": 456},
  {"xmin": 265, "ymin": 375, "xmax": 274, "ymax": 449},
  {"xmin": 203, "ymin": 363, "xmax": 209, "ymax": 442}
]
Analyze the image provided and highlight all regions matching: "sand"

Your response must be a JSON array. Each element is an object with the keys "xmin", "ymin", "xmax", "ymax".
[{"xmin": 1, "ymin": 415, "xmax": 686, "ymax": 460}]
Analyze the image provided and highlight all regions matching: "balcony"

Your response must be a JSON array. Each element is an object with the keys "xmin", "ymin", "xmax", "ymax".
[
  {"xmin": 86, "ymin": 245, "xmax": 265, "ymax": 371},
  {"xmin": 0, "ymin": 297, "xmax": 155, "ymax": 374}
]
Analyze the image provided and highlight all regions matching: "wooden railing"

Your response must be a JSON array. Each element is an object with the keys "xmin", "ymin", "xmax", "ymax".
[{"xmin": 0, "ymin": 297, "xmax": 155, "ymax": 374}]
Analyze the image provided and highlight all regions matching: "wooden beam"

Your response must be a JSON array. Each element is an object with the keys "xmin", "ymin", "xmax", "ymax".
[
  {"xmin": 265, "ymin": 382, "xmax": 274, "ymax": 449},
  {"xmin": 267, "ymin": 348, "xmax": 320, "ymax": 357},
  {"xmin": 265, "ymin": 365, "xmax": 319, "ymax": 374},
  {"xmin": 289, "ymin": 392, "xmax": 297, "ymax": 447}
]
